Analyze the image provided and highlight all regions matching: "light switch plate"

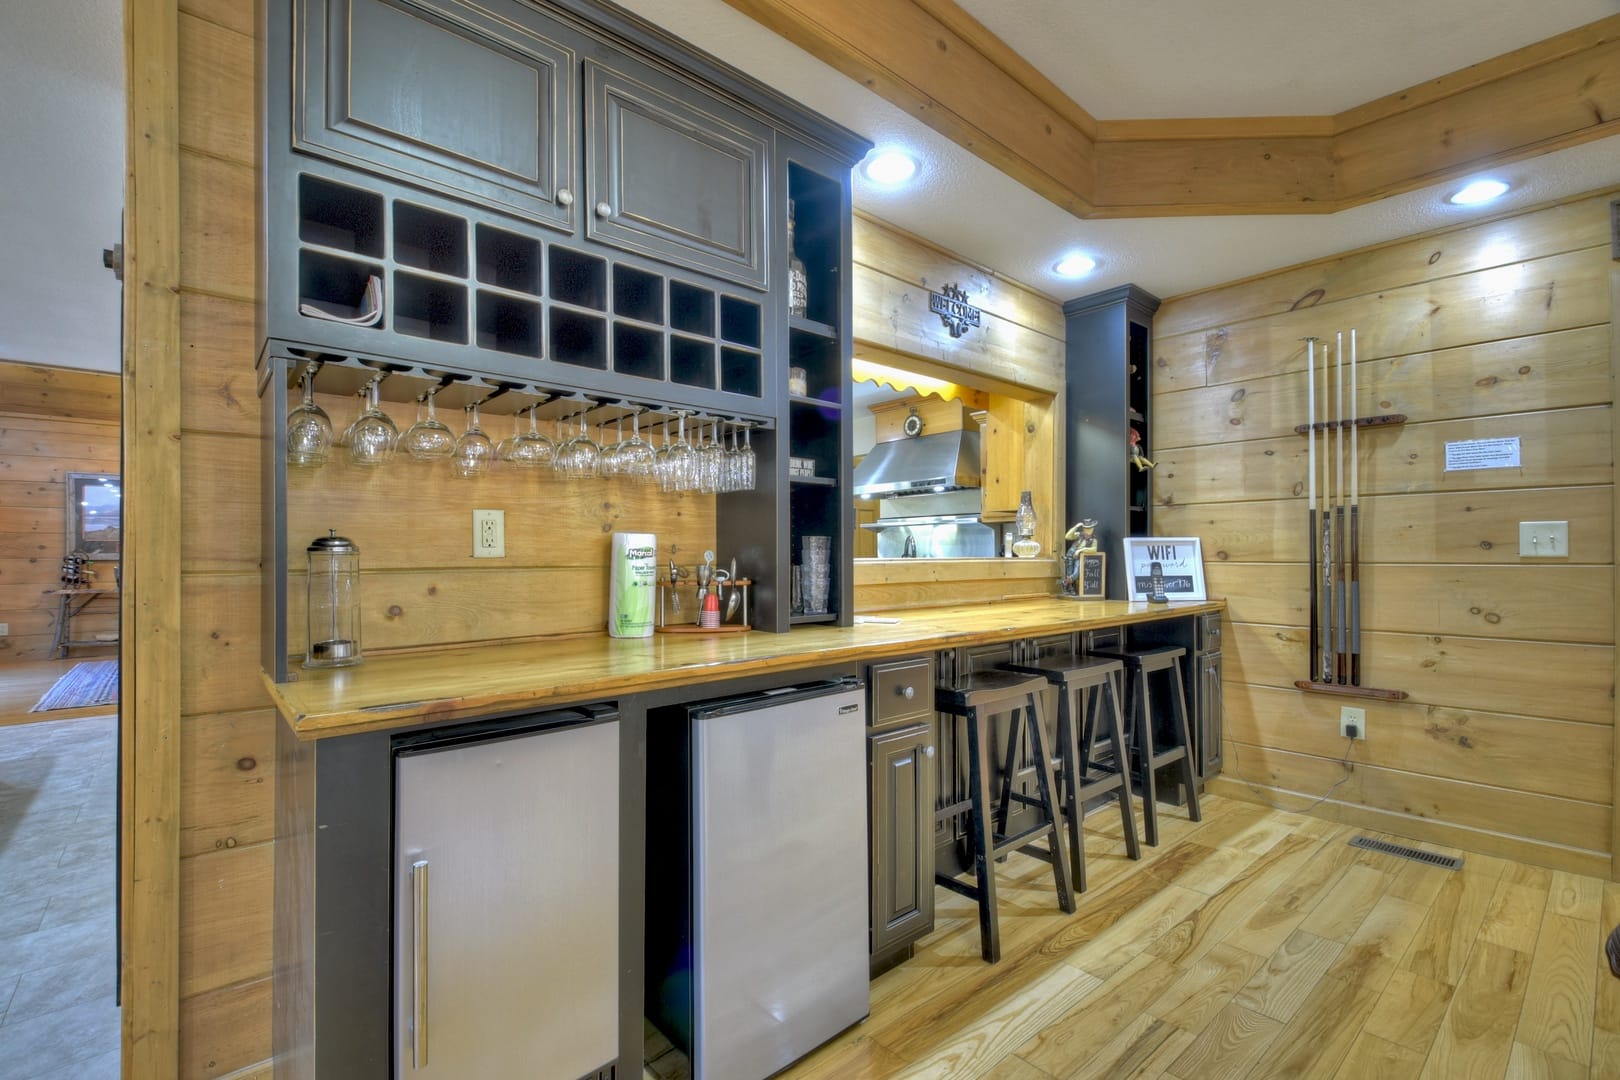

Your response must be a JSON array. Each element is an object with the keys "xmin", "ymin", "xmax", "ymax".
[
  {"xmin": 1519, "ymin": 520, "xmax": 1568, "ymax": 557},
  {"xmin": 0, "ymin": 623, "xmax": 8, "ymax": 636},
  {"xmin": 473, "ymin": 509, "xmax": 505, "ymax": 558}
]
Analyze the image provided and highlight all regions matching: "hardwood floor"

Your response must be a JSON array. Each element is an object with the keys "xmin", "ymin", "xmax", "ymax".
[
  {"xmin": 0, "ymin": 658, "xmax": 118, "ymax": 728},
  {"xmin": 775, "ymin": 794, "xmax": 1620, "ymax": 1080}
]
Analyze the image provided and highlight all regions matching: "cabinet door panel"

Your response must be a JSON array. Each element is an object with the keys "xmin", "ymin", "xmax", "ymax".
[
  {"xmin": 870, "ymin": 724, "xmax": 935, "ymax": 956},
  {"xmin": 586, "ymin": 58, "xmax": 768, "ymax": 288},
  {"xmin": 1201, "ymin": 653, "xmax": 1223, "ymax": 777},
  {"xmin": 296, "ymin": 0, "xmax": 576, "ymax": 229}
]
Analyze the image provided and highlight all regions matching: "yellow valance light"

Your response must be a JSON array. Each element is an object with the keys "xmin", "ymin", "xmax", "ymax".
[{"xmin": 852, "ymin": 357, "xmax": 986, "ymax": 409}]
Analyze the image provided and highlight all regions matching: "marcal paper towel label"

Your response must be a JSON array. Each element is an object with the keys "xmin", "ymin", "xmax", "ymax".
[{"xmin": 609, "ymin": 532, "xmax": 657, "ymax": 638}]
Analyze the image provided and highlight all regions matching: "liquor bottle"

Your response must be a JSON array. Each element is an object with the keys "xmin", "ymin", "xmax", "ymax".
[{"xmin": 787, "ymin": 199, "xmax": 808, "ymax": 319}]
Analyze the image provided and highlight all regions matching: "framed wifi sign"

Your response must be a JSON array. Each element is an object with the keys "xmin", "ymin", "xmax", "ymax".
[{"xmin": 1121, "ymin": 537, "xmax": 1207, "ymax": 602}]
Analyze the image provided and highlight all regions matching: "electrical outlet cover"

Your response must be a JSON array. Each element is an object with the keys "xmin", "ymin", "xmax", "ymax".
[
  {"xmin": 1340, "ymin": 705, "xmax": 1366, "ymax": 740},
  {"xmin": 472, "ymin": 509, "xmax": 505, "ymax": 558}
]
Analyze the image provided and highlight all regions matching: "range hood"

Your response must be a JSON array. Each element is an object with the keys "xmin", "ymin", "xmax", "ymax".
[{"xmin": 853, "ymin": 428, "xmax": 981, "ymax": 497}]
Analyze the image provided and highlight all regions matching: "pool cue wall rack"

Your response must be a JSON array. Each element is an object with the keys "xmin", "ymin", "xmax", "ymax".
[{"xmin": 1293, "ymin": 331, "xmax": 1409, "ymax": 702}]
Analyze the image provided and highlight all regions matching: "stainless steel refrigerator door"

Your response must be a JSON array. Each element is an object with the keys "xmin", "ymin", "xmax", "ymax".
[
  {"xmin": 393, "ymin": 719, "xmax": 619, "ymax": 1079},
  {"xmin": 693, "ymin": 687, "xmax": 870, "ymax": 1080}
]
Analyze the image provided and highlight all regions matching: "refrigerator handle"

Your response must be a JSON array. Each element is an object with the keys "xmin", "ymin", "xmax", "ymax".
[{"xmin": 412, "ymin": 859, "xmax": 430, "ymax": 1068}]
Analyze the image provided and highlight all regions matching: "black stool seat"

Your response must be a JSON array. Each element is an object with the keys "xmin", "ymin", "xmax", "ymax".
[
  {"xmin": 1089, "ymin": 647, "xmax": 1202, "ymax": 845},
  {"xmin": 933, "ymin": 670, "xmax": 1074, "ymax": 963},
  {"xmin": 1000, "ymin": 653, "xmax": 1140, "ymax": 892}
]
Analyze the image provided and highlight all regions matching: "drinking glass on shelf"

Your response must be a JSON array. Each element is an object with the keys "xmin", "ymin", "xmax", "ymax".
[
  {"xmin": 555, "ymin": 402, "xmax": 602, "ymax": 479},
  {"xmin": 451, "ymin": 402, "xmax": 493, "ymax": 478},
  {"xmin": 286, "ymin": 368, "xmax": 333, "ymax": 468},
  {"xmin": 346, "ymin": 380, "xmax": 398, "ymax": 467},
  {"xmin": 400, "ymin": 389, "xmax": 455, "ymax": 462}
]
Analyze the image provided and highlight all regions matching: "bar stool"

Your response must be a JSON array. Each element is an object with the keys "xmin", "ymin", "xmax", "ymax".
[
  {"xmin": 934, "ymin": 669, "xmax": 1075, "ymax": 962},
  {"xmin": 1090, "ymin": 646, "xmax": 1201, "ymax": 845},
  {"xmin": 999, "ymin": 654, "xmax": 1140, "ymax": 892}
]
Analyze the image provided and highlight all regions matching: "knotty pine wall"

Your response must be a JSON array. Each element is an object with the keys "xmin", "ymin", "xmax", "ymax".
[
  {"xmin": 1153, "ymin": 189, "xmax": 1618, "ymax": 876},
  {"xmin": 0, "ymin": 361, "xmax": 121, "ymax": 661}
]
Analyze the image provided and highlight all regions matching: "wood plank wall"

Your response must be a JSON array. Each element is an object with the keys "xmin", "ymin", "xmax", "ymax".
[
  {"xmin": 1152, "ymin": 189, "xmax": 1619, "ymax": 877},
  {"xmin": 0, "ymin": 361, "xmax": 121, "ymax": 661}
]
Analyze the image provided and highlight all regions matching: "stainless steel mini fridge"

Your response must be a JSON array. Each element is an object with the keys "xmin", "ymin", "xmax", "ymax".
[
  {"xmin": 647, "ymin": 679, "xmax": 871, "ymax": 1080},
  {"xmin": 393, "ymin": 707, "xmax": 620, "ymax": 1079}
]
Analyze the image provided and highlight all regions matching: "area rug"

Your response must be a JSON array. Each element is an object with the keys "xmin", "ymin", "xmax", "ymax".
[{"xmin": 30, "ymin": 660, "xmax": 120, "ymax": 712}]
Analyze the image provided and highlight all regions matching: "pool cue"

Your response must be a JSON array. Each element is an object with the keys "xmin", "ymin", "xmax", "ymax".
[
  {"xmin": 1349, "ymin": 329, "xmax": 1362, "ymax": 686},
  {"xmin": 1320, "ymin": 337, "xmax": 1335, "ymax": 684},
  {"xmin": 1335, "ymin": 331, "xmax": 1349, "ymax": 683},
  {"xmin": 1306, "ymin": 338, "xmax": 1319, "ymax": 684}
]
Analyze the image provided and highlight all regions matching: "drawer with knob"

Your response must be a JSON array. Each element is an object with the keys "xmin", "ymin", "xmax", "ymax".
[{"xmin": 869, "ymin": 657, "xmax": 935, "ymax": 731}]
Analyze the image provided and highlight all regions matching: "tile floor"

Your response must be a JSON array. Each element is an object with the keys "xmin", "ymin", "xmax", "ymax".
[{"xmin": 0, "ymin": 714, "xmax": 120, "ymax": 1079}]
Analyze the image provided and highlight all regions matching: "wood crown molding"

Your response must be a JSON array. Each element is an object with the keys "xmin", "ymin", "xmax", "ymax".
[{"xmin": 721, "ymin": 1, "xmax": 1620, "ymax": 217}]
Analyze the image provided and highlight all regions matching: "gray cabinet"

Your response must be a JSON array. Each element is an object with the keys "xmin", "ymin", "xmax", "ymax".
[
  {"xmin": 867, "ymin": 658, "xmax": 935, "ymax": 974},
  {"xmin": 1063, "ymin": 285, "xmax": 1161, "ymax": 600},
  {"xmin": 294, "ymin": 0, "xmax": 579, "ymax": 232},
  {"xmin": 1194, "ymin": 612, "xmax": 1223, "ymax": 778},
  {"xmin": 584, "ymin": 57, "xmax": 768, "ymax": 288}
]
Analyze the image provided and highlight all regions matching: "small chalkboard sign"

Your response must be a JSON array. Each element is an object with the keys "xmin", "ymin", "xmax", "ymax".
[{"xmin": 1079, "ymin": 553, "xmax": 1106, "ymax": 598}]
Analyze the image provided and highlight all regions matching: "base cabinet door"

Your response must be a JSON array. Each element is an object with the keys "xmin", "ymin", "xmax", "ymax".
[
  {"xmin": 1199, "ymin": 651, "xmax": 1223, "ymax": 778},
  {"xmin": 869, "ymin": 722, "xmax": 936, "ymax": 960},
  {"xmin": 393, "ymin": 717, "xmax": 620, "ymax": 1080}
]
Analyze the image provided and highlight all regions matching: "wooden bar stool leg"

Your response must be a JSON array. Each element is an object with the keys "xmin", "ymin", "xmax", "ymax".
[
  {"xmin": 1134, "ymin": 667, "xmax": 1163, "ymax": 846},
  {"xmin": 1168, "ymin": 660, "xmax": 1203, "ymax": 822},
  {"xmin": 1053, "ymin": 684, "xmax": 1087, "ymax": 893},
  {"xmin": 1103, "ymin": 669, "xmax": 1141, "ymax": 861},
  {"xmin": 1023, "ymin": 692, "xmax": 1075, "ymax": 913},
  {"xmin": 993, "ymin": 712, "xmax": 1021, "ymax": 860},
  {"xmin": 964, "ymin": 711, "xmax": 1001, "ymax": 962}
]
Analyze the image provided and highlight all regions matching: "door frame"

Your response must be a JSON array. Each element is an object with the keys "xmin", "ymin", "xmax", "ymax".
[{"xmin": 121, "ymin": 0, "xmax": 183, "ymax": 1074}]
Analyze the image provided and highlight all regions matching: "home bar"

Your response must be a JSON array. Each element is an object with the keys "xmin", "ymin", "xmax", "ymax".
[{"xmin": 96, "ymin": 0, "xmax": 1620, "ymax": 1075}]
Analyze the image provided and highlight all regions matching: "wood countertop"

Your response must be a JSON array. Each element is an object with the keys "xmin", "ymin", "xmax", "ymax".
[{"xmin": 265, "ymin": 597, "xmax": 1225, "ymax": 740}]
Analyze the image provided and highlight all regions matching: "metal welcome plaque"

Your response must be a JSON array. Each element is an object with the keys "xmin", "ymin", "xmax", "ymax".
[{"xmin": 929, "ymin": 283, "xmax": 981, "ymax": 338}]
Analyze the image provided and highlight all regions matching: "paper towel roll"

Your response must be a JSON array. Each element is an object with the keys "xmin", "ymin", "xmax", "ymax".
[{"xmin": 608, "ymin": 532, "xmax": 657, "ymax": 638}]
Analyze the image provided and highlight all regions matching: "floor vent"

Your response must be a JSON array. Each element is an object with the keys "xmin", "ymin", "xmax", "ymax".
[{"xmin": 1348, "ymin": 835, "xmax": 1463, "ymax": 870}]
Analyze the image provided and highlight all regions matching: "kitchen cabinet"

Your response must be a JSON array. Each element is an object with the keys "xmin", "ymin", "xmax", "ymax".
[
  {"xmin": 1194, "ymin": 612, "xmax": 1224, "ymax": 778},
  {"xmin": 976, "ymin": 398, "xmax": 1026, "ymax": 519},
  {"xmin": 867, "ymin": 658, "xmax": 936, "ymax": 974},
  {"xmin": 1063, "ymin": 285, "xmax": 1161, "ymax": 600}
]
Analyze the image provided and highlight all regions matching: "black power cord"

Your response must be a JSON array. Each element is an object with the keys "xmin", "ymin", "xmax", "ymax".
[{"xmin": 1227, "ymin": 731, "xmax": 1357, "ymax": 816}]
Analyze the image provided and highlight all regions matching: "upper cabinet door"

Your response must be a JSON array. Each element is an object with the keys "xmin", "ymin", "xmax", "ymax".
[
  {"xmin": 585, "ymin": 57, "xmax": 769, "ymax": 290},
  {"xmin": 295, "ymin": 0, "xmax": 577, "ymax": 231}
]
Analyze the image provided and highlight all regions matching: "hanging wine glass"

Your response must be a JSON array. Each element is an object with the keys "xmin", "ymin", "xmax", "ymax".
[
  {"xmin": 346, "ymin": 380, "xmax": 398, "ymax": 467},
  {"xmin": 616, "ymin": 408, "xmax": 657, "ymax": 483},
  {"xmin": 699, "ymin": 418, "xmax": 726, "ymax": 494},
  {"xmin": 556, "ymin": 401, "xmax": 602, "ymax": 479},
  {"xmin": 451, "ymin": 401, "xmax": 494, "ymax": 478},
  {"xmin": 286, "ymin": 367, "xmax": 333, "ymax": 468},
  {"xmin": 400, "ymin": 388, "xmax": 455, "ymax": 462},
  {"xmin": 738, "ymin": 422, "xmax": 756, "ymax": 491},
  {"xmin": 661, "ymin": 411, "xmax": 696, "ymax": 492},
  {"xmin": 509, "ymin": 404, "xmax": 556, "ymax": 469},
  {"xmin": 598, "ymin": 416, "xmax": 625, "ymax": 478}
]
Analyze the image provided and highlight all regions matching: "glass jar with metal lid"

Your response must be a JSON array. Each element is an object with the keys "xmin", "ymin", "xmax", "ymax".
[{"xmin": 305, "ymin": 529, "xmax": 363, "ymax": 668}]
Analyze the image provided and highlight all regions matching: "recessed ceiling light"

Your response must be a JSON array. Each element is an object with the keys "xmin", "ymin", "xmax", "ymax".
[
  {"xmin": 861, "ymin": 149, "xmax": 918, "ymax": 186},
  {"xmin": 1448, "ymin": 178, "xmax": 1509, "ymax": 206},
  {"xmin": 1053, "ymin": 253, "xmax": 1097, "ymax": 278}
]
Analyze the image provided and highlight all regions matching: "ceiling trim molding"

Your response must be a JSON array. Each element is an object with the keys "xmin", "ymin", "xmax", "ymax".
[{"xmin": 722, "ymin": 1, "xmax": 1620, "ymax": 217}]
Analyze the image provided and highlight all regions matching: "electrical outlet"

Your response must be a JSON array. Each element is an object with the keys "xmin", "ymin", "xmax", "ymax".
[
  {"xmin": 472, "ymin": 509, "xmax": 505, "ymax": 558},
  {"xmin": 0, "ymin": 623, "xmax": 8, "ymax": 636},
  {"xmin": 1340, "ymin": 705, "xmax": 1366, "ymax": 740},
  {"xmin": 1519, "ymin": 520, "xmax": 1568, "ymax": 557}
]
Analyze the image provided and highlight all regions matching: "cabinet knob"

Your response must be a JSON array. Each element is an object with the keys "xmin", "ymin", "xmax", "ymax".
[
  {"xmin": 898, "ymin": 685, "xmax": 915, "ymax": 700},
  {"xmin": 556, "ymin": 188, "xmax": 574, "ymax": 207},
  {"xmin": 595, "ymin": 201, "xmax": 613, "ymax": 218},
  {"xmin": 923, "ymin": 745, "xmax": 936, "ymax": 758}
]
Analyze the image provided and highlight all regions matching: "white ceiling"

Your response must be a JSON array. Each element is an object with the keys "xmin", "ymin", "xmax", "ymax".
[{"xmin": 4, "ymin": 0, "xmax": 1618, "ymax": 375}]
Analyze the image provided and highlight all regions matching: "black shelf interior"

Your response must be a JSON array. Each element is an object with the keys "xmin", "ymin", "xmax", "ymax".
[
  {"xmin": 394, "ymin": 201, "xmax": 468, "ymax": 277},
  {"xmin": 298, "ymin": 250, "xmax": 384, "ymax": 327},
  {"xmin": 788, "ymin": 397, "xmax": 840, "ymax": 472},
  {"xmin": 298, "ymin": 173, "xmax": 384, "ymax": 257},
  {"xmin": 1128, "ymin": 320, "xmax": 1151, "ymax": 520},
  {"xmin": 549, "ymin": 308, "xmax": 608, "ymax": 369},
  {"xmin": 720, "ymin": 347, "xmax": 762, "ymax": 399},
  {"xmin": 613, "ymin": 265, "xmax": 664, "ymax": 324},
  {"xmin": 670, "ymin": 336, "xmax": 715, "ymax": 389},
  {"xmin": 670, "ymin": 281, "xmax": 715, "ymax": 336},
  {"xmin": 475, "ymin": 224, "xmax": 541, "ymax": 296},
  {"xmin": 613, "ymin": 324, "xmax": 664, "ymax": 381},
  {"xmin": 393, "ymin": 272, "xmax": 468, "ymax": 343},
  {"xmin": 551, "ymin": 246, "xmax": 608, "ymax": 310},
  {"xmin": 476, "ymin": 290, "xmax": 542, "ymax": 357},
  {"xmin": 787, "ymin": 161, "xmax": 841, "ymax": 327},
  {"xmin": 719, "ymin": 296, "xmax": 761, "ymax": 348}
]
